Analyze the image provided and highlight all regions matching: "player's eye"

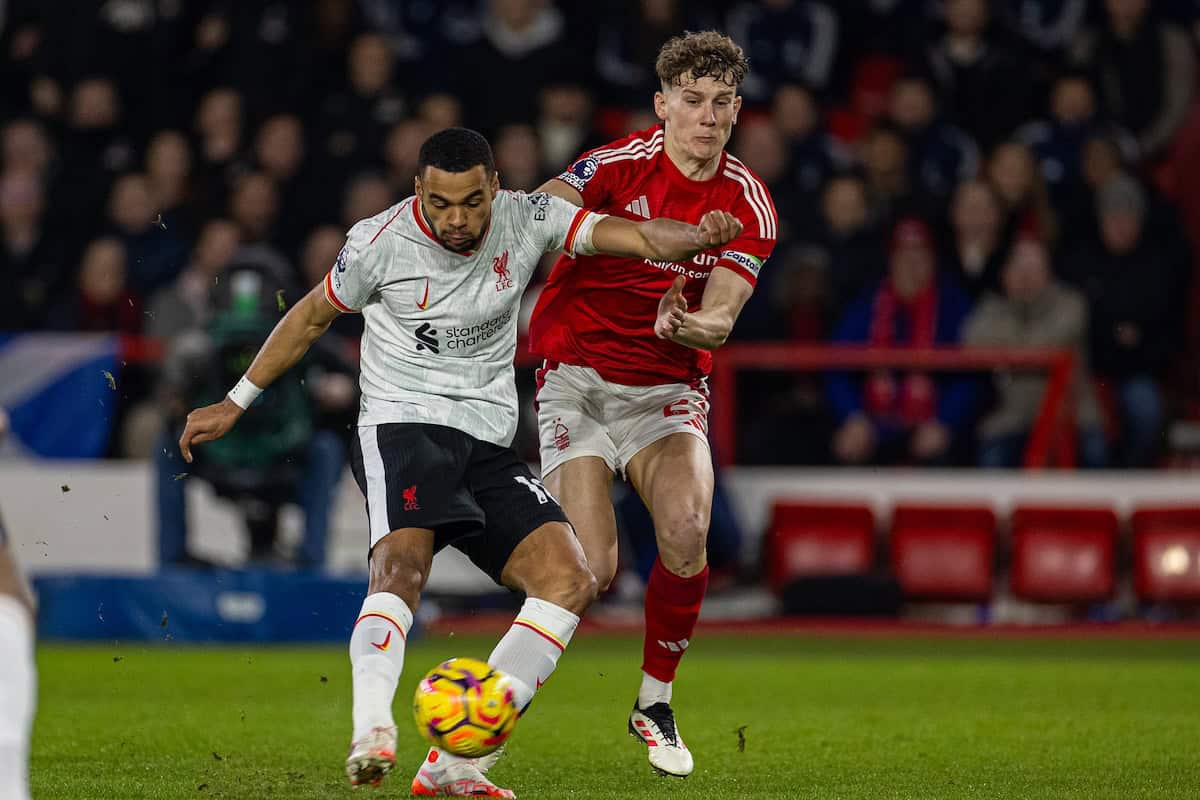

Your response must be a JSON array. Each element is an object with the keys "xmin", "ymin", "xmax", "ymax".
[
  {"xmin": 432, "ymin": 201, "xmax": 447, "ymax": 209},
  {"xmin": 468, "ymin": 200, "xmax": 481, "ymax": 208}
]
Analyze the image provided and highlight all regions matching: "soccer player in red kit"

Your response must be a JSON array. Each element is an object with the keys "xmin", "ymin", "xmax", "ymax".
[{"xmin": 528, "ymin": 31, "xmax": 776, "ymax": 777}]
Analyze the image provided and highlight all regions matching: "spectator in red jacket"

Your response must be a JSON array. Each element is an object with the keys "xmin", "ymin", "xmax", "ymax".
[
  {"xmin": 827, "ymin": 217, "xmax": 978, "ymax": 466},
  {"xmin": 50, "ymin": 237, "xmax": 142, "ymax": 333}
]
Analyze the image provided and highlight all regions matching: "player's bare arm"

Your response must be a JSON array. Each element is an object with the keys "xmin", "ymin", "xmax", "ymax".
[
  {"xmin": 654, "ymin": 266, "xmax": 753, "ymax": 350},
  {"xmin": 536, "ymin": 177, "xmax": 583, "ymax": 208},
  {"xmin": 178, "ymin": 283, "xmax": 341, "ymax": 462},
  {"xmin": 590, "ymin": 210, "xmax": 742, "ymax": 264}
]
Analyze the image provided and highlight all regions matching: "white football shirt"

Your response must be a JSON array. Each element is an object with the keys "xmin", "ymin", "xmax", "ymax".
[{"xmin": 324, "ymin": 190, "xmax": 601, "ymax": 446}]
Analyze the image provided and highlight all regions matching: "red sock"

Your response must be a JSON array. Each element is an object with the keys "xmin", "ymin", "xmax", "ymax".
[{"xmin": 641, "ymin": 557, "xmax": 709, "ymax": 682}]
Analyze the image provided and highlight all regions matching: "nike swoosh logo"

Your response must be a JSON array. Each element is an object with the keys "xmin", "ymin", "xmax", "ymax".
[
  {"xmin": 371, "ymin": 630, "xmax": 392, "ymax": 651},
  {"xmin": 416, "ymin": 279, "xmax": 430, "ymax": 310},
  {"xmin": 536, "ymin": 677, "xmax": 546, "ymax": 689}
]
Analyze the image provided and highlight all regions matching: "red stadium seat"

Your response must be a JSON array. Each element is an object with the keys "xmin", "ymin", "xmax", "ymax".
[
  {"xmin": 889, "ymin": 505, "xmax": 995, "ymax": 602},
  {"xmin": 764, "ymin": 502, "xmax": 875, "ymax": 593},
  {"xmin": 1131, "ymin": 507, "xmax": 1200, "ymax": 603},
  {"xmin": 1009, "ymin": 506, "xmax": 1118, "ymax": 604}
]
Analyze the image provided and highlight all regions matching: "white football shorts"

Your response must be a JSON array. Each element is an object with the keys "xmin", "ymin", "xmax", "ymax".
[{"xmin": 535, "ymin": 361, "xmax": 710, "ymax": 478}]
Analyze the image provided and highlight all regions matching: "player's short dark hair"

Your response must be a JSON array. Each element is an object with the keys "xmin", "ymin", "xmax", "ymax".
[
  {"xmin": 656, "ymin": 31, "xmax": 749, "ymax": 90},
  {"xmin": 417, "ymin": 127, "xmax": 495, "ymax": 176}
]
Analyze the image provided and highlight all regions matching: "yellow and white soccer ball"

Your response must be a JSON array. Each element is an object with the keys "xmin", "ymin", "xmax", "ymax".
[{"xmin": 413, "ymin": 657, "xmax": 519, "ymax": 757}]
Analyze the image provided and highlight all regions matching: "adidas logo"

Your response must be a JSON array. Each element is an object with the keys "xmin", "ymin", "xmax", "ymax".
[
  {"xmin": 414, "ymin": 322, "xmax": 439, "ymax": 353},
  {"xmin": 624, "ymin": 195, "xmax": 650, "ymax": 219},
  {"xmin": 657, "ymin": 638, "xmax": 688, "ymax": 653}
]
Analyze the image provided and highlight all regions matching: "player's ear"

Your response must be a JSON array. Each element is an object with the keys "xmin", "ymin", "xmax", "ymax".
[
  {"xmin": 732, "ymin": 95, "xmax": 742, "ymax": 124},
  {"xmin": 490, "ymin": 170, "xmax": 500, "ymax": 194},
  {"xmin": 653, "ymin": 90, "xmax": 668, "ymax": 122},
  {"xmin": 413, "ymin": 174, "xmax": 422, "ymax": 198}
]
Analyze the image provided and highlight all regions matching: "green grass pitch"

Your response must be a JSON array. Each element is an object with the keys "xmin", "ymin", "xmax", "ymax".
[{"xmin": 31, "ymin": 633, "xmax": 1200, "ymax": 799}]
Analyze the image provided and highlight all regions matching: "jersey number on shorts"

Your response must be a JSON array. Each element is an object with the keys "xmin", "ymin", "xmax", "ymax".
[{"xmin": 514, "ymin": 476, "xmax": 552, "ymax": 505}]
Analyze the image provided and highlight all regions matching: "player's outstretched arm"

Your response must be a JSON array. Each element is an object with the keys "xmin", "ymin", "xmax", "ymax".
[
  {"xmin": 536, "ymin": 178, "xmax": 583, "ymax": 207},
  {"xmin": 590, "ymin": 210, "xmax": 743, "ymax": 264},
  {"xmin": 655, "ymin": 267, "xmax": 753, "ymax": 350},
  {"xmin": 178, "ymin": 283, "xmax": 340, "ymax": 463}
]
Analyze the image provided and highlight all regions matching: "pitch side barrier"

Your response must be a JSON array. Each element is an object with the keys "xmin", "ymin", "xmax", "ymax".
[{"xmin": 118, "ymin": 337, "xmax": 1076, "ymax": 469}]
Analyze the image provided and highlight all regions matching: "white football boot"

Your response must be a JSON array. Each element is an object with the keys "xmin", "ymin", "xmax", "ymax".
[
  {"xmin": 411, "ymin": 748, "xmax": 516, "ymax": 798},
  {"xmin": 472, "ymin": 744, "xmax": 507, "ymax": 775},
  {"xmin": 414, "ymin": 745, "xmax": 507, "ymax": 776},
  {"xmin": 345, "ymin": 725, "xmax": 397, "ymax": 787},
  {"xmin": 628, "ymin": 701, "xmax": 693, "ymax": 777}
]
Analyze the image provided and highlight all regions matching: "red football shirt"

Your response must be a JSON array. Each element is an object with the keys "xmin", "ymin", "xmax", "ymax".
[{"xmin": 529, "ymin": 124, "xmax": 778, "ymax": 386}]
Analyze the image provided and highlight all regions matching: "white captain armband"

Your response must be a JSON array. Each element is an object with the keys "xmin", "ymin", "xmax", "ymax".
[{"xmin": 567, "ymin": 210, "xmax": 606, "ymax": 257}]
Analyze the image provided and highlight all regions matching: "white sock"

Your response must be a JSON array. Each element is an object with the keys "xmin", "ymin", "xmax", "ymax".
[
  {"xmin": 428, "ymin": 598, "xmax": 580, "ymax": 771},
  {"xmin": 489, "ymin": 597, "xmax": 580, "ymax": 710},
  {"xmin": 349, "ymin": 592, "xmax": 413, "ymax": 740},
  {"xmin": 0, "ymin": 596, "xmax": 34, "ymax": 800},
  {"xmin": 638, "ymin": 671, "xmax": 672, "ymax": 708}
]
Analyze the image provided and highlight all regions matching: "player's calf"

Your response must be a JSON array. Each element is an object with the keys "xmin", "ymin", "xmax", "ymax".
[
  {"xmin": 500, "ymin": 521, "xmax": 598, "ymax": 616},
  {"xmin": 532, "ymin": 562, "xmax": 598, "ymax": 615}
]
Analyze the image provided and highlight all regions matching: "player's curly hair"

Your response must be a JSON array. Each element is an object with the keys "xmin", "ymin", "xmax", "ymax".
[
  {"xmin": 655, "ymin": 31, "xmax": 749, "ymax": 90},
  {"xmin": 418, "ymin": 127, "xmax": 495, "ymax": 176}
]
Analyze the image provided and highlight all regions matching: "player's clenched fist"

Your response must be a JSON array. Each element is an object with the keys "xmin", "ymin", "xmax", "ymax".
[
  {"xmin": 654, "ymin": 275, "xmax": 688, "ymax": 340},
  {"xmin": 178, "ymin": 398, "xmax": 243, "ymax": 463},
  {"xmin": 695, "ymin": 211, "xmax": 742, "ymax": 248}
]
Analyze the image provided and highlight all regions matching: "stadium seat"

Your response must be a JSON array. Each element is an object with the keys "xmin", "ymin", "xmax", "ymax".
[
  {"xmin": 764, "ymin": 502, "xmax": 875, "ymax": 593},
  {"xmin": 1131, "ymin": 507, "xmax": 1200, "ymax": 603},
  {"xmin": 889, "ymin": 505, "xmax": 995, "ymax": 602},
  {"xmin": 1009, "ymin": 506, "xmax": 1118, "ymax": 604}
]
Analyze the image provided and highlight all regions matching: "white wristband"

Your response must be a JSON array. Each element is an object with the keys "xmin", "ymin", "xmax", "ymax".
[{"xmin": 227, "ymin": 375, "xmax": 263, "ymax": 410}]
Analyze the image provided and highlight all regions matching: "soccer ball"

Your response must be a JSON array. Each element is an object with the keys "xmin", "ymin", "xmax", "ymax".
[{"xmin": 413, "ymin": 657, "xmax": 519, "ymax": 757}]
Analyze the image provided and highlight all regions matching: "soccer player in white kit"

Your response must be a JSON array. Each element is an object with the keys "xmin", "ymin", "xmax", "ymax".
[
  {"xmin": 0, "ymin": 408, "xmax": 35, "ymax": 800},
  {"xmin": 178, "ymin": 128, "xmax": 743, "ymax": 798}
]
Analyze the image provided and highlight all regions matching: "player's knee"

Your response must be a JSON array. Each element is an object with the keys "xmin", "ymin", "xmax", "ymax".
[
  {"xmin": 656, "ymin": 508, "xmax": 709, "ymax": 557},
  {"xmin": 590, "ymin": 559, "xmax": 618, "ymax": 594},
  {"xmin": 367, "ymin": 555, "xmax": 427, "ymax": 608}
]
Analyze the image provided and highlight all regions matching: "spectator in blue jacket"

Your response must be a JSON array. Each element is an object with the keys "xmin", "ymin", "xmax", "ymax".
[
  {"xmin": 772, "ymin": 82, "xmax": 851, "ymax": 238},
  {"xmin": 1017, "ymin": 72, "xmax": 1109, "ymax": 210},
  {"xmin": 828, "ymin": 217, "xmax": 977, "ymax": 465},
  {"xmin": 1001, "ymin": 0, "xmax": 1089, "ymax": 61},
  {"xmin": 888, "ymin": 74, "xmax": 980, "ymax": 204},
  {"xmin": 729, "ymin": 0, "xmax": 842, "ymax": 102}
]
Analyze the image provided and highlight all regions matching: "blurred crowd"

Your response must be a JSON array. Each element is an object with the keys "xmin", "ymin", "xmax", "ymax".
[{"xmin": 3, "ymin": 0, "xmax": 1200, "ymax": 474}]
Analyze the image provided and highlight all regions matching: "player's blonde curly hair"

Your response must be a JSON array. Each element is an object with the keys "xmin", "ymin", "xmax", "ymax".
[{"xmin": 655, "ymin": 31, "xmax": 749, "ymax": 90}]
